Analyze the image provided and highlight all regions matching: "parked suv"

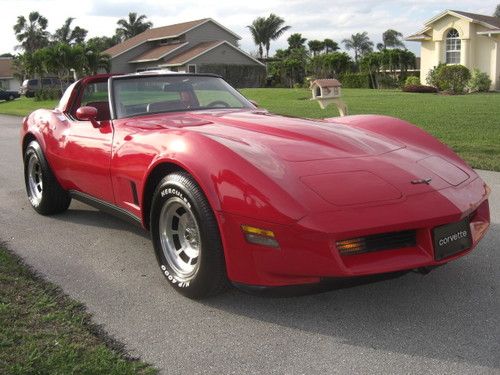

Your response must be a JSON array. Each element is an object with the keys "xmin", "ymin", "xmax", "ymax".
[{"xmin": 20, "ymin": 77, "xmax": 62, "ymax": 97}]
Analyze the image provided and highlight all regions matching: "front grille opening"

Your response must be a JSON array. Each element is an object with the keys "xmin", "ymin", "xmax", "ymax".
[{"xmin": 336, "ymin": 230, "xmax": 417, "ymax": 256}]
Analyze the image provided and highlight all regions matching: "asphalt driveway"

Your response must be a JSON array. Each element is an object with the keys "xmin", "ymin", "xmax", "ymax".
[{"xmin": 0, "ymin": 114, "xmax": 498, "ymax": 374}]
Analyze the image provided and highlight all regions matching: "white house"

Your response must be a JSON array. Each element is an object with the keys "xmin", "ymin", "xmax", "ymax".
[{"xmin": 406, "ymin": 10, "xmax": 500, "ymax": 90}]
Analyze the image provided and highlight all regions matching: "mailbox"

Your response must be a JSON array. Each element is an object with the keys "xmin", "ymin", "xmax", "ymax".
[{"xmin": 310, "ymin": 79, "xmax": 347, "ymax": 116}]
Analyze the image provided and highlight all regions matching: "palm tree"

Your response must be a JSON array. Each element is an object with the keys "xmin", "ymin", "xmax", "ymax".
[
  {"xmin": 287, "ymin": 33, "xmax": 307, "ymax": 50},
  {"xmin": 308, "ymin": 40, "xmax": 325, "ymax": 57},
  {"xmin": 381, "ymin": 29, "xmax": 405, "ymax": 49},
  {"xmin": 116, "ymin": 12, "xmax": 153, "ymax": 41},
  {"xmin": 84, "ymin": 47, "xmax": 111, "ymax": 75},
  {"xmin": 247, "ymin": 14, "xmax": 290, "ymax": 59},
  {"xmin": 247, "ymin": 17, "xmax": 266, "ymax": 58},
  {"xmin": 13, "ymin": 11, "xmax": 50, "ymax": 53},
  {"xmin": 342, "ymin": 32, "xmax": 374, "ymax": 63},
  {"xmin": 53, "ymin": 17, "xmax": 88, "ymax": 44},
  {"xmin": 494, "ymin": 4, "xmax": 500, "ymax": 17},
  {"xmin": 263, "ymin": 14, "xmax": 290, "ymax": 58},
  {"xmin": 323, "ymin": 39, "xmax": 339, "ymax": 53}
]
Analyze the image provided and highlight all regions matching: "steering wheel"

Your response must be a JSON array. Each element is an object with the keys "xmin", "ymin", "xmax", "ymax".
[{"xmin": 206, "ymin": 100, "xmax": 230, "ymax": 108}]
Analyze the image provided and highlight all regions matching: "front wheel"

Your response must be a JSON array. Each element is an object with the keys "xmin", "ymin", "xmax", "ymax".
[
  {"xmin": 24, "ymin": 141, "xmax": 71, "ymax": 215},
  {"xmin": 150, "ymin": 172, "xmax": 228, "ymax": 299}
]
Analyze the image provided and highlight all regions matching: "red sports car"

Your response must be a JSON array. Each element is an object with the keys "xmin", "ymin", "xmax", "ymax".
[{"xmin": 21, "ymin": 72, "xmax": 490, "ymax": 298}]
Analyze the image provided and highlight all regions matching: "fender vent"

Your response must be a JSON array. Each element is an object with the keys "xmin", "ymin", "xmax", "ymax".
[{"xmin": 336, "ymin": 230, "xmax": 417, "ymax": 255}]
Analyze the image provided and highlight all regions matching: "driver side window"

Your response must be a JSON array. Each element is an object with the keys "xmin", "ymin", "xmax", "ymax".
[{"xmin": 80, "ymin": 82, "xmax": 110, "ymax": 121}]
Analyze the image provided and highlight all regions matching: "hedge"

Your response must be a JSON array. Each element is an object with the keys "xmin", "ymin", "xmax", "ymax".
[
  {"xmin": 339, "ymin": 72, "xmax": 371, "ymax": 88},
  {"xmin": 402, "ymin": 85, "xmax": 438, "ymax": 93}
]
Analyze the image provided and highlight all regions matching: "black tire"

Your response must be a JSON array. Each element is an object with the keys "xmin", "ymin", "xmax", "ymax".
[
  {"xmin": 8, "ymin": 95, "xmax": 14, "ymax": 101},
  {"xmin": 24, "ymin": 141, "xmax": 71, "ymax": 215},
  {"xmin": 150, "ymin": 172, "xmax": 228, "ymax": 299}
]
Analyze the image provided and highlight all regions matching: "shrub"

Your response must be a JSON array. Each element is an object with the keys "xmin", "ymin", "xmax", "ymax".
[
  {"xmin": 377, "ymin": 74, "xmax": 399, "ymax": 89},
  {"xmin": 402, "ymin": 85, "xmax": 438, "ymax": 93},
  {"xmin": 426, "ymin": 63, "xmax": 445, "ymax": 88},
  {"xmin": 467, "ymin": 69, "xmax": 491, "ymax": 92},
  {"xmin": 339, "ymin": 72, "xmax": 371, "ymax": 88},
  {"xmin": 405, "ymin": 76, "xmax": 420, "ymax": 87},
  {"xmin": 34, "ymin": 88, "xmax": 62, "ymax": 101},
  {"xmin": 436, "ymin": 65, "xmax": 471, "ymax": 94}
]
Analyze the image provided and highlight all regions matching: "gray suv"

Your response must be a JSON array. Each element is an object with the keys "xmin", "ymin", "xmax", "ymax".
[{"xmin": 20, "ymin": 77, "xmax": 63, "ymax": 97}]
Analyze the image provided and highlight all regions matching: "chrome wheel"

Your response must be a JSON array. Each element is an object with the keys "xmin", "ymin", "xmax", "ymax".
[
  {"xmin": 159, "ymin": 197, "xmax": 201, "ymax": 280},
  {"xmin": 27, "ymin": 154, "xmax": 43, "ymax": 205}
]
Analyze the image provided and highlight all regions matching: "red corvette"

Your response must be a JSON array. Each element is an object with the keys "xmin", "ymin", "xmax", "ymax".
[{"xmin": 21, "ymin": 72, "xmax": 490, "ymax": 298}]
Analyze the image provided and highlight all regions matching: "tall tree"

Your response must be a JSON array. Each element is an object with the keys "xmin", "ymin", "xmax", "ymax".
[
  {"xmin": 494, "ymin": 4, "xmax": 500, "ymax": 17},
  {"xmin": 287, "ymin": 33, "xmax": 307, "ymax": 50},
  {"xmin": 84, "ymin": 47, "xmax": 111, "ymax": 75},
  {"xmin": 262, "ymin": 14, "xmax": 290, "ymax": 58},
  {"xmin": 323, "ymin": 39, "xmax": 339, "ymax": 53},
  {"xmin": 116, "ymin": 12, "xmax": 153, "ymax": 41},
  {"xmin": 342, "ymin": 32, "xmax": 373, "ymax": 63},
  {"xmin": 53, "ymin": 17, "xmax": 88, "ymax": 44},
  {"xmin": 247, "ymin": 17, "xmax": 266, "ymax": 58},
  {"xmin": 381, "ymin": 29, "xmax": 405, "ymax": 49},
  {"xmin": 13, "ymin": 11, "xmax": 50, "ymax": 53},
  {"xmin": 247, "ymin": 14, "xmax": 290, "ymax": 59},
  {"xmin": 86, "ymin": 35, "xmax": 121, "ymax": 53},
  {"xmin": 308, "ymin": 40, "xmax": 325, "ymax": 57}
]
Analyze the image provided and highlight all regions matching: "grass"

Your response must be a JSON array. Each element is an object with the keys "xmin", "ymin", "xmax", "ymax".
[
  {"xmin": 1, "ymin": 88, "xmax": 499, "ymax": 170},
  {"xmin": 240, "ymin": 88, "xmax": 500, "ymax": 171},
  {"xmin": 0, "ymin": 245, "xmax": 157, "ymax": 375}
]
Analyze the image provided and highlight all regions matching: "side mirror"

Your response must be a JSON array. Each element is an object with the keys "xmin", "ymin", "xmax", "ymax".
[
  {"xmin": 249, "ymin": 99, "xmax": 259, "ymax": 108},
  {"xmin": 75, "ymin": 106, "xmax": 101, "ymax": 128}
]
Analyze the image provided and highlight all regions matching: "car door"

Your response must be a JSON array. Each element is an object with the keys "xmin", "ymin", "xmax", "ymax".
[{"xmin": 56, "ymin": 80, "xmax": 115, "ymax": 203}]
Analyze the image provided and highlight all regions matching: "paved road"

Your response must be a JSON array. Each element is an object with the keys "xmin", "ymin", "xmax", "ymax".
[{"xmin": 0, "ymin": 115, "xmax": 498, "ymax": 374}]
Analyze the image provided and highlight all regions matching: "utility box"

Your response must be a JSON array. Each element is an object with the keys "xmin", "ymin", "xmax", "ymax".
[{"xmin": 310, "ymin": 79, "xmax": 347, "ymax": 116}]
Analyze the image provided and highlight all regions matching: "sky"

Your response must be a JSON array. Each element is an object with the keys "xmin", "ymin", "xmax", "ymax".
[{"xmin": 2, "ymin": 0, "xmax": 498, "ymax": 58}]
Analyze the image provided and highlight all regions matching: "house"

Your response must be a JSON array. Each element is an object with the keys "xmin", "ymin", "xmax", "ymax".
[
  {"xmin": 0, "ymin": 58, "xmax": 20, "ymax": 91},
  {"xmin": 406, "ymin": 10, "xmax": 500, "ymax": 90},
  {"xmin": 104, "ymin": 18, "xmax": 266, "ymax": 87}
]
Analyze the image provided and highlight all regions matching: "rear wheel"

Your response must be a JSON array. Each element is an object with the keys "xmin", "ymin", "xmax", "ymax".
[
  {"xmin": 8, "ymin": 95, "xmax": 14, "ymax": 101},
  {"xmin": 150, "ymin": 172, "xmax": 228, "ymax": 299},
  {"xmin": 24, "ymin": 141, "xmax": 71, "ymax": 215}
]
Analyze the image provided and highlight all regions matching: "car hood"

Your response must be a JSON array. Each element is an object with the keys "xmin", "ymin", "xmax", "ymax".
[{"xmin": 133, "ymin": 110, "xmax": 404, "ymax": 162}]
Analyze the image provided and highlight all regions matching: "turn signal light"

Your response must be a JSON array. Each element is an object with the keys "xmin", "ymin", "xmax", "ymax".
[
  {"xmin": 241, "ymin": 225, "xmax": 279, "ymax": 248},
  {"xmin": 336, "ymin": 238, "xmax": 367, "ymax": 255}
]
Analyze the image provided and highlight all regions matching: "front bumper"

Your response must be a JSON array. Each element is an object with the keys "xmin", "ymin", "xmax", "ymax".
[{"xmin": 218, "ymin": 177, "xmax": 490, "ymax": 287}]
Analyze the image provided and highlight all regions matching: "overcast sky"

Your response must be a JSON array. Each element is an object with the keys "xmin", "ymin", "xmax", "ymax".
[{"xmin": 2, "ymin": 0, "xmax": 498, "ymax": 57}]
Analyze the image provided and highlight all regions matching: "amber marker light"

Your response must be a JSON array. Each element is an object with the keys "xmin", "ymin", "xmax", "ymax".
[
  {"xmin": 241, "ymin": 225, "xmax": 279, "ymax": 248},
  {"xmin": 336, "ymin": 237, "xmax": 367, "ymax": 255}
]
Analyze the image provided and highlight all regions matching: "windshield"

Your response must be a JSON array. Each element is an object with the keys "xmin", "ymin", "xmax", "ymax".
[{"xmin": 111, "ymin": 75, "xmax": 253, "ymax": 119}]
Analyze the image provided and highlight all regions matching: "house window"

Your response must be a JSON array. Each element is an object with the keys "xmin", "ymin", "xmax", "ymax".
[
  {"xmin": 188, "ymin": 64, "xmax": 197, "ymax": 73},
  {"xmin": 445, "ymin": 29, "xmax": 461, "ymax": 64}
]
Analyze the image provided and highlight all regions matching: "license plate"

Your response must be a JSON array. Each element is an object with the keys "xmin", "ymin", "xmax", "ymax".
[{"xmin": 433, "ymin": 218, "xmax": 472, "ymax": 260}]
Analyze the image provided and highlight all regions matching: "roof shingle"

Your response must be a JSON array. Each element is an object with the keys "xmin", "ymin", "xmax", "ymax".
[
  {"xmin": 129, "ymin": 43, "xmax": 188, "ymax": 63},
  {"xmin": 451, "ymin": 10, "xmax": 500, "ymax": 28},
  {"xmin": 163, "ymin": 41, "xmax": 223, "ymax": 65},
  {"xmin": 104, "ymin": 18, "xmax": 209, "ymax": 58}
]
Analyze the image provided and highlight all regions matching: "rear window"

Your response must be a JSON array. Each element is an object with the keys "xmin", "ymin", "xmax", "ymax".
[
  {"xmin": 28, "ymin": 79, "xmax": 38, "ymax": 85},
  {"xmin": 41, "ymin": 78, "xmax": 52, "ymax": 85}
]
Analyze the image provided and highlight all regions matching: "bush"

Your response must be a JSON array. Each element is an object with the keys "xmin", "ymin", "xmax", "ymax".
[
  {"xmin": 198, "ymin": 64, "xmax": 266, "ymax": 88},
  {"xmin": 467, "ymin": 69, "xmax": 491, "ymax": 92},
  {"xmin": 34, "ymin": 88, "xmax": 62, "ymax": 101},
  {"xmin": 339, "ymin": 72, "xmax": 371, "ymax": 88},
  {"xmin": 402, "ymin": 85, "xmax": 438, "ymax": 93},
  {"xmin": 377, "ymin": 74, "xmax": 399, "ymax": 89},
  {"xmin": 436, "ymin": 65, "xmax": 471, "ymax": 94},
  {"xmin": 426, "ymin": 63, "xmax": 445, "ymax": 88},
  {"xmin": 405, "ymin": 76, "xmax": 420, "ymax": 87}
]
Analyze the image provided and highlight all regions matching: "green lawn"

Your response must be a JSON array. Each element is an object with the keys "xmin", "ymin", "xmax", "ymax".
[
  {"xmin": 240, "ymin": 88, "xmax": 500, "ymax": 171},
  {"xmin": 0, "ymin": 246, "xmax": 157, "ymax": 374},
  {"xmin": 1, "ymin": 89, "xmax": 499, "ymax": 170}
]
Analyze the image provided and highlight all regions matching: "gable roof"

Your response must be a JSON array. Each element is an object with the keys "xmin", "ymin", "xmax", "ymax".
[
  {"xmin": 425, "ymin": 10, "xmax": 500, "ymax": 29},
  {"xmin": 104, "ymin": 18, "xmax": 241, "ymax": 58},
  {"xmin": 160, "ymin": 40, "xmax": 265, "ymax": 67},
  {"xmin": 129, "ymin": 42, "xmax": 188, "ymax": 63},
  {"xmin": 406, "ymin": 10, "xmax": 500, "ymax": 41},
  {"xmin": 0, "ymin": 58, "xmax": 14, "ymax": 78}
]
